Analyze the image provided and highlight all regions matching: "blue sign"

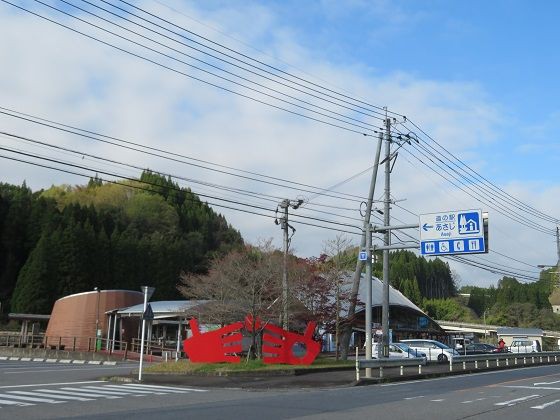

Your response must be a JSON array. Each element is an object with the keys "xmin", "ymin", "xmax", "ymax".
[
  {"xmin": 419, "ymin": 209, "xmax": 486, "ymax": 256},
  {"xmin": 358, "ymin": 251, "xmax": 368, "ymax": 261}
]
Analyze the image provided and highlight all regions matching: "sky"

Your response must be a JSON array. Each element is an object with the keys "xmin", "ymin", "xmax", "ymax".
[{"xmin": 1, "ymin": 0, "xmax": 559, "ymax": 288}]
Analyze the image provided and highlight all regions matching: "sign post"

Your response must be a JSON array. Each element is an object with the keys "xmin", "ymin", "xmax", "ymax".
[
  {"xmin": 419, "ymin": 209, "xmax": 487, "ymax": 256},
  {"xmin": 138, "ymin": 286, "xmax": 155, "ymax": 381}
]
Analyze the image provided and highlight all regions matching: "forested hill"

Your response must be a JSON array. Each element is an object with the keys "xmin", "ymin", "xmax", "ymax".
[{"xmin": 0, "ymin": 171, "xmax": 243, "ymax": 314}]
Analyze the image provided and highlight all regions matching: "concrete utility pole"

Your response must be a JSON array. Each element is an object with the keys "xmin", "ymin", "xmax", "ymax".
[
  {"xmin": 277, "ymin": 199, "xmax": 302, "ymax": 330},
  {"xmin": 342, "ymin": 132, "xmax": 383, "ymax": 361},
  {"xmin": 543, "ymin": 227, "xmax": 560, "ymax": 287},
  {"xmin": 364, "ymin": 222, "xmax": 373, "ymax": 377},
  {"xmin": 381, "ymin": 114, "xmax": 392, "ymax": 358}
]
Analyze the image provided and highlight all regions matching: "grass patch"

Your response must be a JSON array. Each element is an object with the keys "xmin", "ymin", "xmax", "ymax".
[{"xmin": 144, "ymin": 356, "xmax": 354, "ymax": 374}]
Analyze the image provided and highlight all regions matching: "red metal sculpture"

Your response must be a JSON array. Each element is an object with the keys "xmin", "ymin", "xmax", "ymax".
[
  {"xmin": 182, "ymin": 318, "xmax": 243, "ymax": 363},
  {"xmin": 182, "ymin": 316, "xmax": 320, "ymax": 365},
  {"xmin": 250, "ymin": 317, "xmax": 320, "ymax": 365}
]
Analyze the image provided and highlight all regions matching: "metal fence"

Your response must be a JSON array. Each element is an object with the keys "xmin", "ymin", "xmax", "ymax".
[{"xmin": 0, "ymin": 334, "xmax": 128, "ymax": 357}]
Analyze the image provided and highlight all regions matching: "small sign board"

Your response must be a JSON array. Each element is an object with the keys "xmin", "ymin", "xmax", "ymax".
[
  {"xmin": 419, "ymin": 209, "xmax": 486, "ymax": 256},
  {"xmin": 143, "ymin": 303, "xmax": 154, "ymax": 321},
  {"xmin": 358, "ymin": 251, "xmax": 368, "ymax": 261}
]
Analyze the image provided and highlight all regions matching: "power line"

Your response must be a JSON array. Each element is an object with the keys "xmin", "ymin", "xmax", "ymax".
[
  {"xmin": 2, "ymin": 0, "xmax": 381, "ymax": 138},
  {"xmin": 0, "ymin": 142, "xmax": 364, "ymax": 234}
]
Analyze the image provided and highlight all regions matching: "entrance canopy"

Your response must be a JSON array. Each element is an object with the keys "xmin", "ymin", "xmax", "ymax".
[{"xmin": 111, "ymin": 300, "xmax": 209, "ymax": 319}]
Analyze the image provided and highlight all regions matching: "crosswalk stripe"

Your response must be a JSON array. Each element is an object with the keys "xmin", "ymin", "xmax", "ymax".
[
  {"xmin": 59, "ymin": 388, "xmax": 122, "ymax": 399},
  {"xmin": 0, "ymin": 393, "xmax": 63, "ymax": 404},
  {"xmin": 0, "ymin": 398, "xmax": 34, "ymax": 406},
  {"xmin": 100, "ymin": 385, "xmax": 165, "ymax": 395},
  {"xmin": 79, "ymin": 386, "xmax": 139, "ymax": 396},
  {"xmin": 123, "ymin": 384, "xmax": 200, "ymax": 393},
  {"xmin": 8, "ymin": 391, "xmax": 93, "ymax": 402}
]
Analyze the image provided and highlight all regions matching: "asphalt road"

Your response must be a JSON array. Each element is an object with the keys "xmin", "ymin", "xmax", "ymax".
[{"xmin": 2, "ymin": 360, "xmax": 560, "ymax": 419}]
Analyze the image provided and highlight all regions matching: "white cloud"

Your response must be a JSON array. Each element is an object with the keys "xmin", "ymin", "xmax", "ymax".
[{"xmin": 0, "ymin": 0, "xmax": 557, "ymax": 289}]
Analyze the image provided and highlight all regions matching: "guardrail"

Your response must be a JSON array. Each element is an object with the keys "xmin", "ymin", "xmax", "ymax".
[
  {"xmin": 355, "ymin": 348, "xmax": 560, "ymax": 380},
  {"xmin": 449, "ymin": 351, "xmax": 560, "ymax": 371},
  {"xmin": 355, "ymin": 347, "xmax": 427, "ymax": 380}
]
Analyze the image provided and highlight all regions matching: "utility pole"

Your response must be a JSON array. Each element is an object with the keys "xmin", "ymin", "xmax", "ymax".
[
  {"xmin": 556, "ymin": 226, "xmax": 560, "ymax": 288},
  {"xmin": 364, "ymin": 222, "xmax": 373, "ymax": 377},
  {"xmin": 276, "ymin": 199, "xmax": 302, "ymax": 330},
  {"xmin": 340, "ymin": 132, "xmax": 383, "ymax": 361},
  {"xmin": 381, "ymin": 113, "xmax": 392, "ymax": 358}
]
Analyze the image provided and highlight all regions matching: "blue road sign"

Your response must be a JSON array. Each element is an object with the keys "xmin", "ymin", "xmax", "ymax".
[
  {"xmin": 419, "ymin": 209, "xmax": 486, "ymax": 256},
  {"xmin": 358, "ymin": 251, "xmax": 368, "ymax": 261}
]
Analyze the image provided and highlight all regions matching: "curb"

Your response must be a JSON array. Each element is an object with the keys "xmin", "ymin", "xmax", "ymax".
[{"xmin": 0, "ymin": 356, "xmax": 120, "ymax": 365}]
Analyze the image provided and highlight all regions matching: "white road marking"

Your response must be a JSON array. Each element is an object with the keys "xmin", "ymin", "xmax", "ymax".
[
  {"xmin": 100, "ymin": 385, "xmax": 165, "ymax": 395},
  {"xmin": 123, "ymin": 384, "xmax": 203, "ymax": 393},
  {"xmin": 0, "ymin": 398, "xmax": 33, "ymax": 406},
  {"xmin": 503, "ymin": 385, "xmax": 560, "ymax": 390},
  {"xmin": 40, "ymin": 389, "xmax": 122, "ymax": 399},
  {"xmin": 8, "ymin": 390, "xmax": 93, "ymax": 401},
  {"xmin": 531, "ymin": 399, "xmax": 560, "ymax": 410},
  {"xmin": 495, "ymin": 395, "xmax": 540, "ymax": 406},
  {"xmin": 534, "ymin": 380, "xmax": 560, "ymax": 386},
  {"xmin": 0, "ymin": 393, "xmax": 64, "ymax": 404},
  {"xmin": 430, "ymin": 399, "xmax": 445, "ymax": 402},
  {"xmin": 60, "ymin": 388, "xmax": 122, "ymax": 399},
  {"xmin": 80, "ymin": 386, "xmax": 139, "ymax": 395},
  {"xmin": 403, "ymin": 395, "xmax": 424, "ymax": 400},
  {"xmin": 380, "ymin": 365, "xmax": 554, "ymax": 387},
  {"xmin": 0, "ymin": 381, "xmax": 106, "ymax": 389}
]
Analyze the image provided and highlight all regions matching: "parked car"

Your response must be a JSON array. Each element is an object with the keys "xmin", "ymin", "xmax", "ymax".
[
  {"xmin": 367, "ymin": 342, "xmax": 427, "ymax": 360},
  {"xmin": 461, "ymin": 343, "xmax": 501, "ymax": 355},
  {"xmin": 400, "ymin": 339, "xmax": 460, "ymax": 363},
  {"xmin": 393, "ymin": 342, "xmax": 427, "ymax": 359},
  {"xmin": 509, "ymin": 339, "xmax": 541, "ymax": 353}
]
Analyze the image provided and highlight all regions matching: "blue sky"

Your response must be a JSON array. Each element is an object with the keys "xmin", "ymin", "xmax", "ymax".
[
  {"xmin": 1, "ymin": 0, "xmax": 559, "ymax": 287},
  {"xmin": 214, "ymin": 0, "xmax": 560, "ymax": 185}
]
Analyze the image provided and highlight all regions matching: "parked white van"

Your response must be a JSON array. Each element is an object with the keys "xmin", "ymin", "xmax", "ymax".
[{"xmin": 509, "ymin": 339, "xmax": 541, "ymax": 353}]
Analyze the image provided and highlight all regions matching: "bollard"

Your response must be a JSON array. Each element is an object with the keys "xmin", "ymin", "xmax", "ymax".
[
  {"xmin": 486, "ymin": 359, "xmax": 489, "ymax": 368},
  {"xmin": 540, "ymin": 357, "xmax": 543, "ymax": 363},
  {"xmin": 524, "ymin": 357, "xmax": 526, "ymax": 365},
  {"xmin": 449, "ymin": 360, "xmax": 453, "ymax": 372},
  {"xmin": 400, "ymin": 366, "xmax": 403, "ymax": 376},
  {"xmin": 379, "ymin": 366, "xmax": 384, "ymax": 379},
  {"xmin": 506, "ymin": 358, "xmax": 509, "ymax": 366},
  {"xmin": 418, "ymin": 364, "xmax": 422, "ymax": 374},
  {"xmin": 475, "ymin": 360, "xmax": 478, "ymax": 369},
  {"xmin": 532, "ymin": 357, "xmax": 535, "ymax": 364},
  {"xmin": 496, "ymin": 359, "xmax": 500, "ymax": 367},
  {"xmin": 514, "ymin": 357, "xmax": 518, "ymax": 365},
  {"xmin": 463, "ymin": 362, "xmax": 466, "ymax": 370}
]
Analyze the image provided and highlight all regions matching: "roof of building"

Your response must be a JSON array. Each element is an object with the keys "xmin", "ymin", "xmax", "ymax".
[
  {"xmin": 350, "ymin": 273, "xmax": 424, "ymax": 314},
  {"xmin": 8, "ymin": 313, "xmax": 51, "ymax": 321},
  {"xmin": 496, "ymin": 327, "xmax": 543, "ymax": 336},
  {"xmin": 113, "ymin": 300, "xmax": 210, "ymax": 319},
  {"xmin": 549, "ymin": 288, "xmax": 560, "ymax": 306}
]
